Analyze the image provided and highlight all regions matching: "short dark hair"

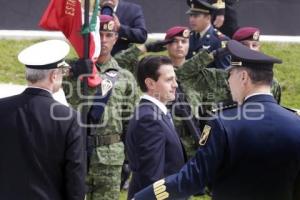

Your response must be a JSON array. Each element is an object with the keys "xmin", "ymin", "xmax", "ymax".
[
  {"xmin": 238, "ymin": 66, "xmax": 274, "ymax": 86},
  {"xmin": 136, "ymin": 55, "xmax": 173, "ymax": 92}
]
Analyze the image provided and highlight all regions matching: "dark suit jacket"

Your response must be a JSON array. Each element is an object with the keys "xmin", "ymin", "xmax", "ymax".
[
  {"xmin": 126, "ymin": 99, "xmax": 185, "ymax": 199},
  {"xmin": 134, "ymin": 95, "xmax": 300, "ymax": 200},
  {"xmin": 0, "ymin": 88, "xmax": 85, "ymax": 200},
  {"xmin": 113, "ymin": 0, "xmax": 147, "ymax": 55}
]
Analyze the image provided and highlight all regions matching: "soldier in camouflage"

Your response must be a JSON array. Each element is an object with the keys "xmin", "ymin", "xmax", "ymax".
[
  {"xmin": 64, "ymin": 15, "xmax": 139, "ymax": 200},
  {"xmin": 115, "ymin": 26, "xmax": 282, "ymax": 159}
]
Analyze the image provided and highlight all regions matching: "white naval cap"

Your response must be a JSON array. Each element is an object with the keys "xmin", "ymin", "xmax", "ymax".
[{"xmin": 18, "ymin": 40, "xmax": 70, "ymax": 69}]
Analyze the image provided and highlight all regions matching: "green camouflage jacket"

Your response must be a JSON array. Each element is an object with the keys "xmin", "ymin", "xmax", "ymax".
[{"xmin": 64, "ymin": 57, "xmax": 139, "ymax": 165}]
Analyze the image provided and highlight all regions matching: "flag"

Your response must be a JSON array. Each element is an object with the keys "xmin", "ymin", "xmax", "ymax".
[{"xmin": 39, "ymin": 0, "xmax": 101, "ymax": 87}]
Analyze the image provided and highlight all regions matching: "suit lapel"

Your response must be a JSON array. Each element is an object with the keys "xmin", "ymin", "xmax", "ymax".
[
  {"xmin": 161, "ymin": 113, "xmax": 176, "ymax": 133},
  {"xmin": 139, "ymin": 99, "xmax": 176, "ymax": 133}
]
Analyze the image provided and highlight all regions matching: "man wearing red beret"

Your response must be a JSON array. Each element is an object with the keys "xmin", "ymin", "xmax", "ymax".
[
  {"xmin": 233, "ymin": 27, "xmax": 261, "ymax": 51},
  {"xmin": 65, "ymin": 15, "xmax": 139, "ymax": 200}
]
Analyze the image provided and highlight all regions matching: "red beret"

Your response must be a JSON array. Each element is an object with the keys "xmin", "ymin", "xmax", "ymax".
[
  {"xmin": 233, "ymin": 27, "xmax": 260, "ymax": 42},
  {"xmin": 165, "ymin": 26, "xmax": 190, "ymax": 40},
  {"xmin": 100, "ymin": 15, "xmax": 117, "ymax": 32}
]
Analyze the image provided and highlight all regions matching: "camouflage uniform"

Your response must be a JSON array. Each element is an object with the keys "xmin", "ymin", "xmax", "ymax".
[
  {"xmin": 64, "ymin": 57, "xmax": 139, "ymax": 200},
  {"xmin": 115, "ymin": 45, "xmax": 282, "ymax": 159}
]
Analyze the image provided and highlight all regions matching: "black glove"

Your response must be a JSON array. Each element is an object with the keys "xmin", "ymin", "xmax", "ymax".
[
  {"xmin": 212, "ymin": 47, "xmax": 228, "ymax": 59},
  {"xmin": 145, "ymin": 39, "xmax": 174, "ymax": 52},
  {"xmin": 69, "ymin": 58, "xmax": 93, "ymax": 78}
]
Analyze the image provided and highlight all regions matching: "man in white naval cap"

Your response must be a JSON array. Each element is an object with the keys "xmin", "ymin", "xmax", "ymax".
[{"xmin": 0, "ymin": 40, "xmax": 85, "ymax": 200}]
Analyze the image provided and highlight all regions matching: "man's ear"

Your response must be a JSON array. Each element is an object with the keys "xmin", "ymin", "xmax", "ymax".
[
  {"xmin": 145, "ymin": 77, "xmax": 155, "ymax": 90},
  {"xmin": 49, "ymin": 70, "xmax": 58, "ymax": 83},
  {"xmin": 240, "ymin": 69, "xmax": 250, "ymax": 83}
]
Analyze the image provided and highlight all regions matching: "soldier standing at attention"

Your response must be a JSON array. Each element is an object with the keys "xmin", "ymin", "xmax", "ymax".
[
  {"xmin": 64, "ymin": 15, "xmax": 138, "ymax": 200},
  {"xmin": 0, "ymin": 40, "xmax": 85, "ymax": 200},
  {"xmin": 185, "ymin": 0, "xmax": 230, "ymax": 69},
  {"xmin": 133, "ymin": 40, "xmax": 300, "ymax": 200}
]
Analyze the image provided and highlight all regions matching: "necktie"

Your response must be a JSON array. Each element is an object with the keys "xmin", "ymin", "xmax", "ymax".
[
  {"xmin": 166, "ymin": 112, "xmax": 174, "ymax": 127},
  {"xmin": 196, "ymin": 32, "xmax": 201, "ymax": 40}
]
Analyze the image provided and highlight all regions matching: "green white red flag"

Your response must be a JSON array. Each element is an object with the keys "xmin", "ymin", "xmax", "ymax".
[{"xmin": 39, "ymin": 0, "xmax": 101, "ymax": 87}]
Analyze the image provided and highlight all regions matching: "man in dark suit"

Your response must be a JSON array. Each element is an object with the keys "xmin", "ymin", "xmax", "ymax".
[
  {"xmin": 0, "ymin": 40, "xmax": 85, "ymax": 200},
  {"xmin": 186, "ymin": 0, "xmax": 230, "ymax": 69},
  {"xmin": 133, "ymin": 40, "xmax": 300, "ymax": 200},
  {"xmin": 126, "ymin": 56, "xmax": 186, "ymax": 200},
  {"xmin": 100, "ymin": 0, "xmax": 147, "ymax": 55}
]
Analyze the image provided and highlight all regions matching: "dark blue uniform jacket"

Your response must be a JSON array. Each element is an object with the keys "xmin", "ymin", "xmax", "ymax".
[
  {"xmin": 186, "ymin": 26, "xmax": 230, "ymax": 69},
  {"xmin": 134, "ymin": 94, "xmax": 300, "ymax": 200}
]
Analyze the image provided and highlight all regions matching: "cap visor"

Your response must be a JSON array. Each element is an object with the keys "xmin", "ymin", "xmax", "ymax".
[
  {"xmin": 57, "ymin": 61, "xmax": 71, "ymax": 68},
  {"xmin": 186, "ymin": 9, "xmax": 207, "ymax": 15}
]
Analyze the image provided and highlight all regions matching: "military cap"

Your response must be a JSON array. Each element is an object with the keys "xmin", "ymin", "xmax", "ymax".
[
  {"xmin": 165, "ymin": 26, "xmax": 190, "ymax": 40},
  {"xmin": 100, "ymin": 14, "xmax": 117, "ymax": 32},
  {"xmin": 227, "ymin": 40, "xmax": 282, "ymax": 70},
  {"xmin": 186, "ymin": 0, "xmax": 217, "ymax": 15},
  {"xmin": 233, "ymin": 27, "xmax": 260, "ymax": 42},
  {"xmin": 18, "ymin": 40, "xmax": 70, "ymax": 70}
]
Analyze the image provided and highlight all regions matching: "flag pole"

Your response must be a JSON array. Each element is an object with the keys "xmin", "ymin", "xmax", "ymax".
[{"xmin": 83, "ymin": 0, "xmax": 90, "ymax": 173}]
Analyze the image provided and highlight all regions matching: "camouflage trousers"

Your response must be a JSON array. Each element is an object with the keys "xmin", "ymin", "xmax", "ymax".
[{"xmin": 86, "ymin": 163, "xmax": 122, "ymax": 200}]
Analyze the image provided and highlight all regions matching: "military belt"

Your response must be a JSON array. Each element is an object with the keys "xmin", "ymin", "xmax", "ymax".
[{"xmin": 93, "ymin": 134, "xmax": 120, "ymax": 146}]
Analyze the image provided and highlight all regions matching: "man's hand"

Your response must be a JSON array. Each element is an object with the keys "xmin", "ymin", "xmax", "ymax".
[
  {"xmin": 145, "ymin": 39, "xmax": 174, "ymax": 52},
  {"xmin": 113, "ymin": 14, "xmax": 121, "ymax": 31},
  {"xmin": 69, "ymin": 58, "xmax": 93, "ymax": 78},
  {"xmin": 214, "ymin": 15, "xmax": 225, "ymax": 28},
  {"xmin": 212, "ymin": 47, "xmax": 228, "ymax": 59}
]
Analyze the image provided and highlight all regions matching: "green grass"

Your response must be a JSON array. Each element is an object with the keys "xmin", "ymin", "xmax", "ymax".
[
  {"xmin": 0, "ymin": 39, "xmax": 78, "ymax": 84},
  {"xmin": 261, "ymin": 42, "xmax": 300, "ymax": 108},
  {"xmin": 0, "ymin": 40, "xmax": 299, "ymax": 108}
]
